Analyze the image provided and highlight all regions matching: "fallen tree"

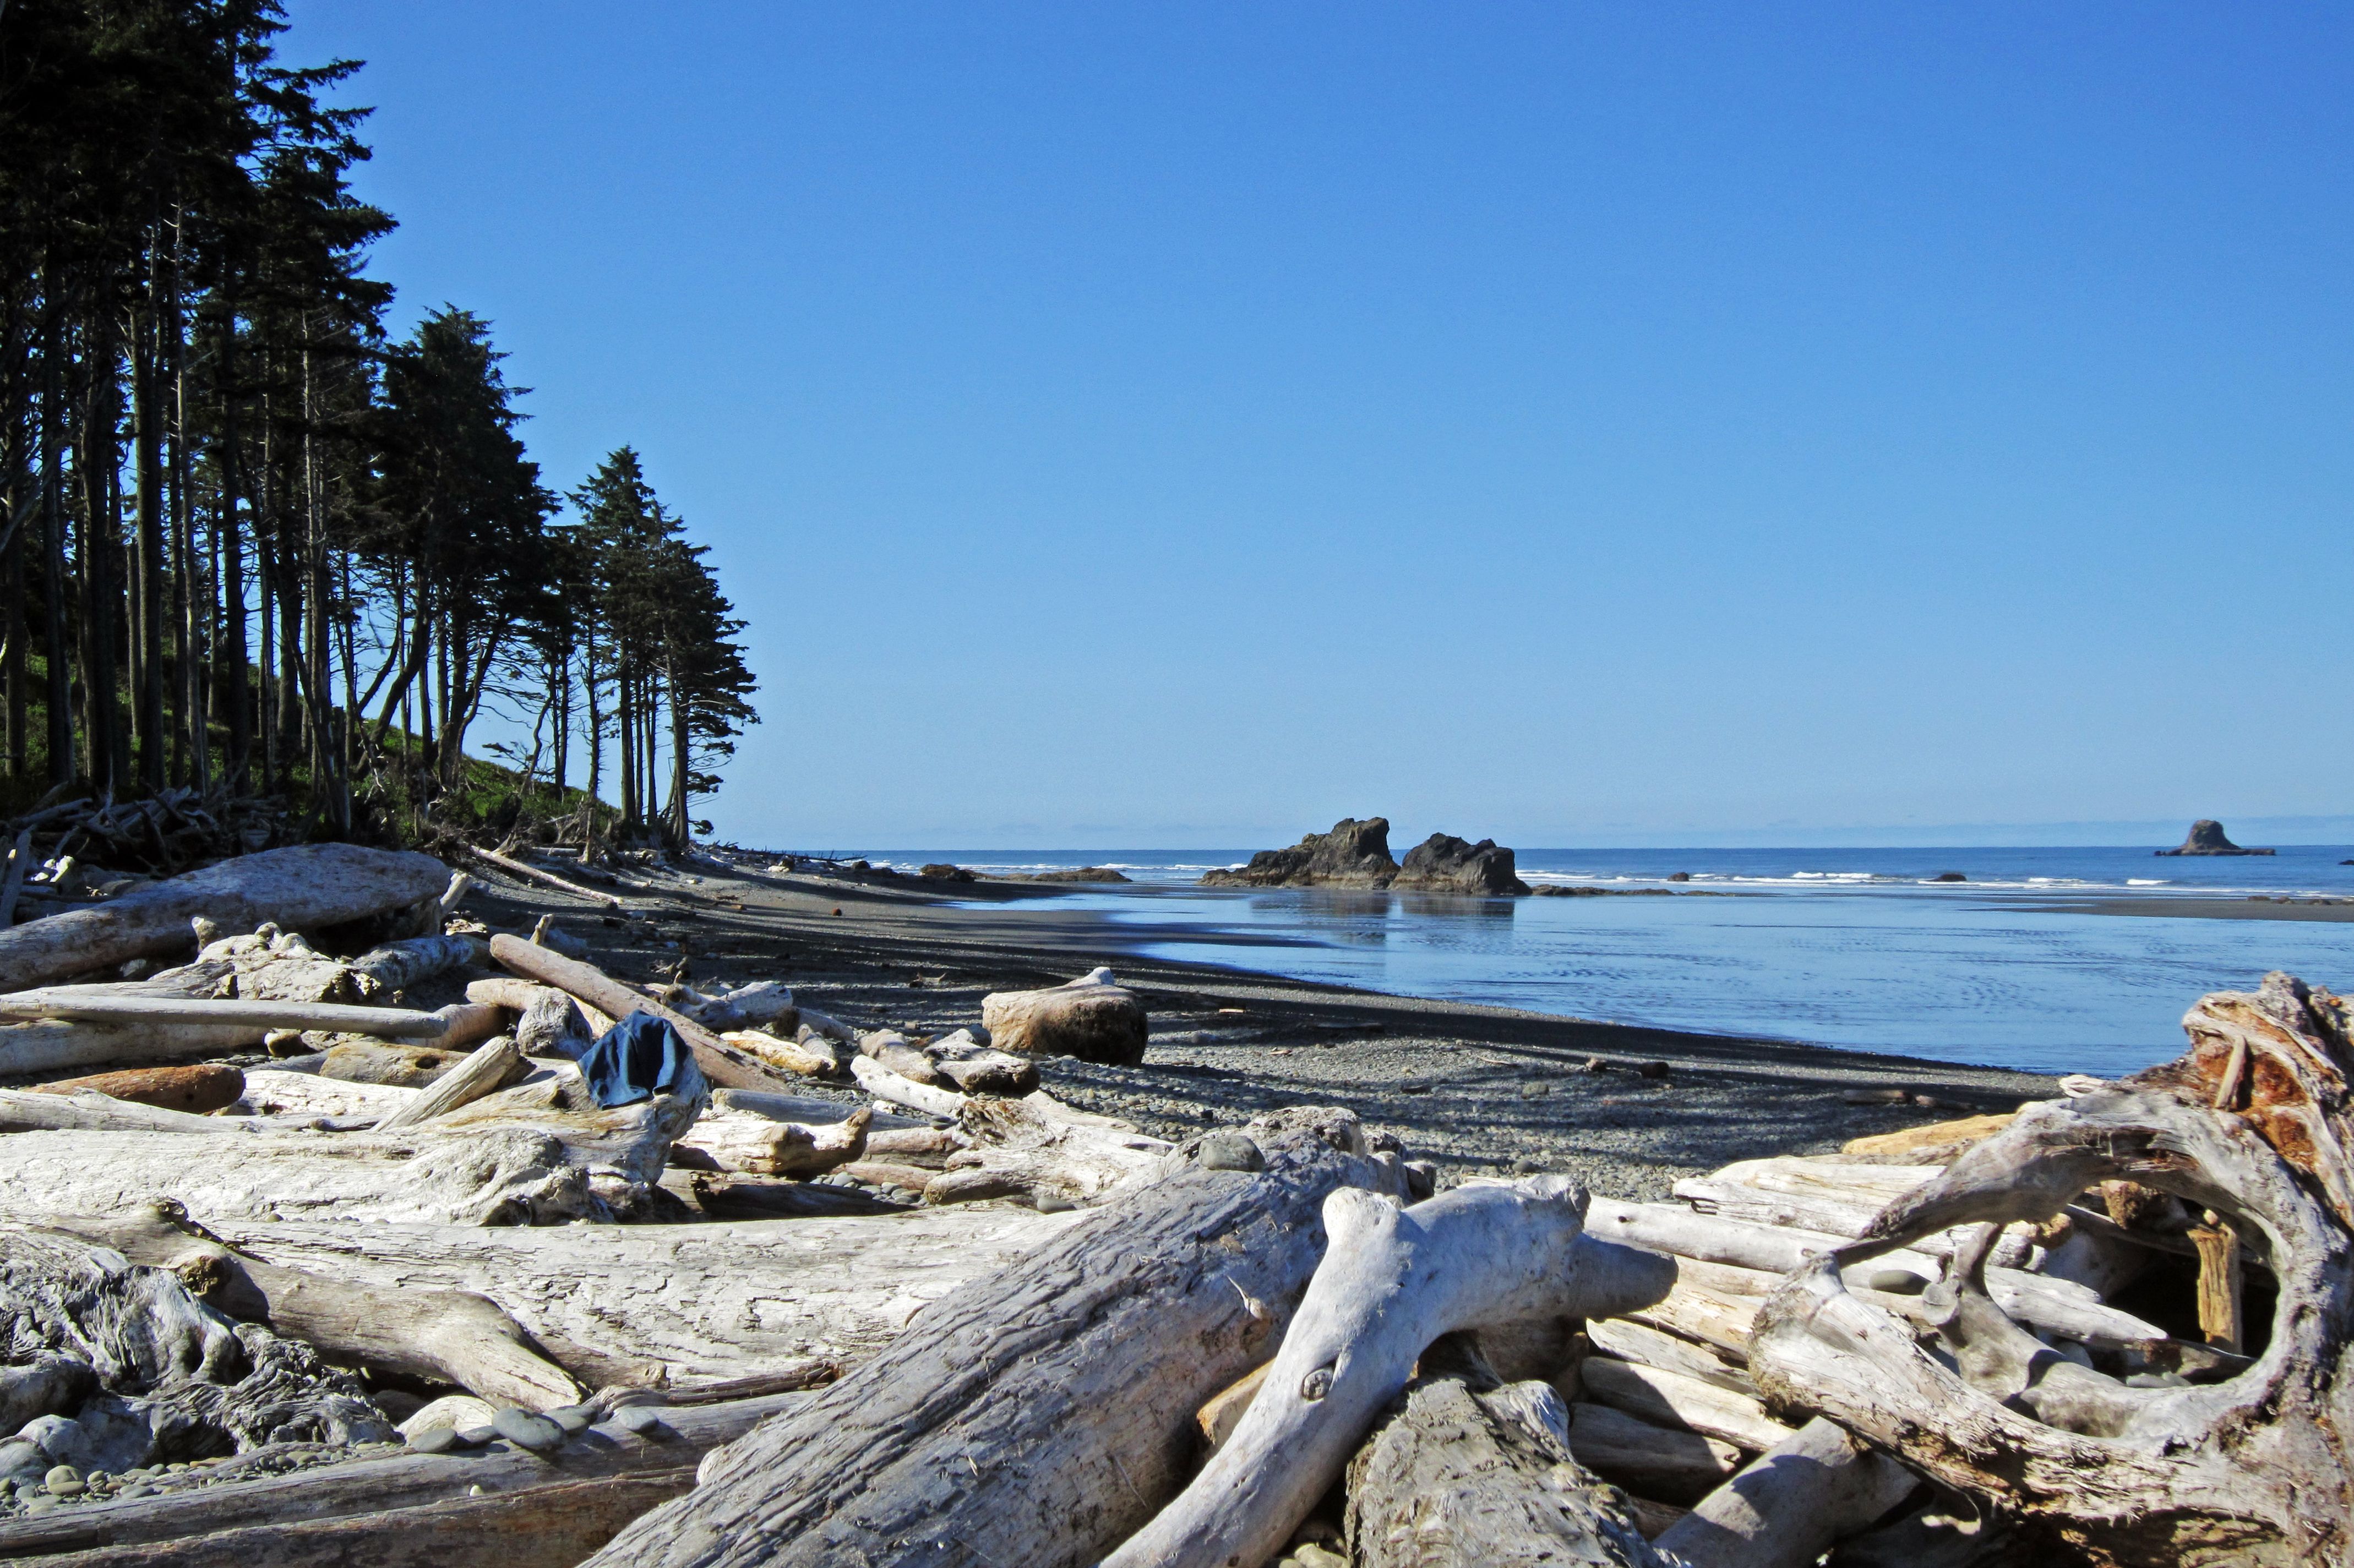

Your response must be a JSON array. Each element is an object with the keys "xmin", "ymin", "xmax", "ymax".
[{"xmin": 488, "ymin": 932, "xmax": 794, "ymax": 1092}]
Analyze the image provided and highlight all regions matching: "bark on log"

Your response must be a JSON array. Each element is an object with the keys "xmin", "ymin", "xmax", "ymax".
[
  {"xmin": 373, "ymin": 1035, "xmax": 528, "ymax": 1129},
  {"xmin": 1652, "ymin": 1417, "xmax": 1920, "ymax": 1568},
  {"xmin": 37, "ymin": 1204, "xmax": 582, "ymax": 1411},
  {"xmin": 201, "ymin": 1206, "xmax": 1085, "ymax": 1385},
  {"xmin": 0, "ymin": 844, "xmax": 452, "ymax": 992},
  {"xmin": 980, "ymin": 969, "xmax": 1148, "ymax": 1064},
  {"xmin": 1747, "ymin": 973, "xmax": 2354, "ymax": 1566},
  {"xmin": 32, "ymin": 1063, "xmax": 244, "ymax": 1113},
  {"xmin": 1107, "ymin": 1177, "xmax": 1677, "ymax": 1568},
  {"xmin": 672, "ymin": 1106, "xmax": 871, "ymax": 1177},
  {"xmin": 1346, "ymin": 1363, "xmax": 1666, "ymax": 1567},
  {"xmin": 0, "ymin": 989, "xmax": 448, "ymax": 1038},
  {"xmin": 0, "ymin": 1078, "xmax": 700, "ymax": 1225},
  {"xmin": 0, "ymin": 1392, "xmax": 806, "ymax": 1563},
  {"xmin": 578, "ymin": 1107, "xmax": 1409, "ymax": 1568},
  {"xmin": 488, "ymin": 933, "xmax": 790, "ymax": 1091}
]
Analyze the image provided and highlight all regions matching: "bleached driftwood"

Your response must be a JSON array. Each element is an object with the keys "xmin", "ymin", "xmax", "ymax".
[
  {"xmin": 849, "ymin": 1050, "xmax": 966, "ymax": 1117},
  {"xmin": 672, "ymin": 1106, "xmax": 871, "ymax": 1177},
  {"xmin": 0, "ymin": 1391, "xmax": 808, "ymax": 1565},
  {"xmin": 343, "ymin": 933, "xmax": 486, "ymax": 998},
  {"xmin": 981, "ymin": 965, "xmax": 1148, "ymax": 1063},
  {"xmin": 0, "ymin": 1015, "xmax": 261, "ymax": 1078},
  {"xmin": 0, "ymin": 1086, "xmax": 235, "ymax": 1134},
  {"xmin": 1104, "ymin": 1177, "xmax": 1676, "ymax": 1568},
  {"xmin": 1749, "ymin": 973, "xmax": 2354, "ymax": 1566},
  {"xmin": 927, "ymin": 1030, "xmax": 1038, "ymax": 1094},
  {"xmin": 488, "ymin": 932, "xmax": 790, "ymax": 1091},
  {"xmin": 0, "ymin": 843, "xmax": 453, "ymax": 992},
  {"xmin": 710, "ymin": 1085, "xmax": 927, "ymax": 1130},
  {"xmin": 580, "ymin": 1107, "xmax": 1410, "ymax": 1568},
  {"xmin": 0, "ymin": 1074, "xmax": 701, "ymax": 1226},
  {"xmin": 31, "ymin": 1062, "xmax": 244, "ymax": 1113},
  {"xmin": 1578, "ymin": 1356, "xmax": 1799, "ymax": 1452},
  {"xmin": 927, "ymin": 1094, "xmax": 1165, "ymax": 1206},
  {"xmin": 37, "ymin": 1203, "xmax": 582, "ymax": 1412},
  {"xmin": 465, "ymin": 843, "xmax": 623, "ymax": 909},
  {"xmin": 1651, "ymin": 1417, "xmax": 1920, "ymax": 1568},
  {"xmin": 1566, "ymin": 1401, "xmax": 1743, "ymax": 1503},
  {"xmin": 724, "ymin": 1026, "xmax": 837, "ymax": 1078},
  {"xmin": 1588, "ymin": 1317, "xmax": 1756, "ymax": 1394},
  {"xmin": 858, "ymin": 1028, "xmax": 946, "ymax": 1085},
  {"xmin": 1346, "ymin": 1352, "xmax": 1666, "ymax": 1567},
  {"xmin": 210, "ymin": 1204, "xmax": 1088, "ymax": 1386},
  {"xmin": 0, "ymin": 989, "xmax": 448, "ymax": 1038},
  {"xmin": 373, "ymin": 1035, "xmax": 527, "ymax": 1130}
]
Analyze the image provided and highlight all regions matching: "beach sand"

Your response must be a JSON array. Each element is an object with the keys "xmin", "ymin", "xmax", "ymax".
[{"xmin": 453, "ymin": 857, "xmax": 2063, "ymax": 1201}]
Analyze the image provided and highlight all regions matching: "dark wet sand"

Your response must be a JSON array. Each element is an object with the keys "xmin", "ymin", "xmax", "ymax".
[
  {"xmin": 2035, "ymin": 895, "xmax": 2354, "ymax": 922},
  {"xmin": 454, "ymin": 856, "xmax": 2063, "ymax": 1201}
]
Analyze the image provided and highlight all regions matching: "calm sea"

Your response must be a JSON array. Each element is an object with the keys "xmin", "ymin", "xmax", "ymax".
[{"xmin": 848, "ymin": 846, "xmax": 2354, "ymax": 1079}]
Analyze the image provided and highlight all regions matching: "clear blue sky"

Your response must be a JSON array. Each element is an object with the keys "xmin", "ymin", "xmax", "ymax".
[{"xmin": 284, "ymin": 3, "xmax": 2354, "ymax": 849}]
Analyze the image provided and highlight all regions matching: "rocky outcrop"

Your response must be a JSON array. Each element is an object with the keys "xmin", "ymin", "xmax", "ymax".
[
  {"xmin": 1020, "ymin": 867, "xmax": 1134, "ymax": 884},
  {"xmin": 1202, "ymin": 819, "xmax": 1401, "ymax": 888},
  {"xmin": 2157, "ymin": 819, "xmax": 2275, "ymax": 856},
  {"xmin": 1391, "ymin": 834, "xmax": 1531, "ymax": 896}
]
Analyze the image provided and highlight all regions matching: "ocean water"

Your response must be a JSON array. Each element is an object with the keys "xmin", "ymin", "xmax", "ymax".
[{"xmin": 852, "ymin": 846, "xmax": 2354, "ymax": 1079}]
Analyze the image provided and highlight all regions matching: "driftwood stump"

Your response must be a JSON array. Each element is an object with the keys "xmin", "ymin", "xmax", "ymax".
[{"xmin": 1750, "ymin": 972, "xmax": 2354, "ymax": 1566}]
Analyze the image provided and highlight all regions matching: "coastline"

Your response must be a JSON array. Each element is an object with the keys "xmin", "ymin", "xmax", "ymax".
[{"xmin": 460, "ymin": 856, "xmax": 2063, "ymax": 1201}]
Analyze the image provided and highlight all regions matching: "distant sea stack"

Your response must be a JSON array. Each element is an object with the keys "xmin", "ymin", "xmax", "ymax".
[
  {"xmin": 1392, "ymin": 833, "xmax": 1531, "ymax": 896},
  {"xmin": 1202, "ymin": 817, "xmax": 1401, "ymax": 888},
  {"xmin": 1203, "ymin": 819, "xmax": 1531, "ymax": 894},
  {"xmin": 2157, "ymin": 819, "xmax": 2275, "ymax": 857}
]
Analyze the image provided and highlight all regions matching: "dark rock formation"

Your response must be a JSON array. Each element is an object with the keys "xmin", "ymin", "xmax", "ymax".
[
  {"xmin": 1391, "ymin": 834, "xmax": 1532, "ymax": 896},
  {"xmin": 1933, "ymin": 871, "xmax": 1967, "ymax": 882},
  {"xmin": 1025, "ymin": 867, "xmax": 1132, "ymax": 884},
  {"xmin": 2157, "ymin": 820, "xmax": 2275, "ymax": 856},
  {"xmin": 919, "ymin": 864, "xmax": 977, "ymax": 882},
  {"xmin": 1202, "ymin": 818, "xmax": 1402, "ymax": 888}
]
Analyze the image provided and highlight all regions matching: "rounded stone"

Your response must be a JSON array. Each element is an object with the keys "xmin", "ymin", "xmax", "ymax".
[
  {"xmin": 614, "ymin": 1403, "xmax": 667, "ymax": 1435},
  {"xmin": 1867, "ymin": 1267, "xmax": 1928, "ymax": 1295},
  {"xmin": 1033, "ymin": 1192, "xmax": 1077, "ymax": 1213},
  {"xmin": 1520, "ymin": 1082, "xmax": 1549, "ymax": 1099},
  {"xmin": 406, "ymin": 1427, "xmax": 461, "ymax": 1454},
  {"xmin": 544, "ymin": 1405, "xmax": 595, "ymax": 1436},
  {"xmin": 1196, "ymin": 1132, "xmax": 1264, "ymax": 1173},
  {"xmin": 454, "ymin": 1426, "xmax": 495, "ymax": 1447},
  {"xmin": 492, "ymin": 1408, "xmax": 566, "ymax": 1452},
  {"xmin": 42, "ymin": 1466, "xmax": 78, "ymax": 1491}
]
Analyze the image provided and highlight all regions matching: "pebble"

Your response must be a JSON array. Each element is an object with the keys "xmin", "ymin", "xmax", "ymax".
[
  {"xmin": 1398, "ymin": 1078, "xmax": 1431, "ymax": 1094},
  {"xmin": 492, "ymin": 1408, "xmax": 566, "ymax": 1452},
  {"xmin": 614, "ymin": 1404, "xmax": 668, "ymax": 1436},
  {"xmin": 1520, "ymin": 1082, "xmax": 1549, "ymax": 1099},
  {"xmin": 1867, "ymin": 1267, "xmax": 1928, "ymax": 1295},
  {"xmin": 545, "ymin": 1405, "xmax": 596, "ymax": 1436},
  {"xmin": 406, "ymin": 1427, "xmax": 462, "ymax": 1454},
  {"xmin": 1033, "ymin": 1192, "xmax": 1077, "ymax": 1213},
  {"xmin": 1195, "ymin": 1132, "xmax": 1265, "ymax": 1172},
  {"xmin": 43, "ymin": 1466, "xmax": 81, "ymax": 1498},
  {"xmin": 455, "ymin": 1427, "xmax": 496, "ymax": 1447}
]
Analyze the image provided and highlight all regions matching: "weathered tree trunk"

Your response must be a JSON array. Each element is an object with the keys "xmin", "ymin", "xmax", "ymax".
[
  {"xmin": 1346, "ymin": 1357, "xmax": 1666, "ymax": 1567},
  {"xmin": 201, "ymin": 1204, "xmax": 1086, "ymax": 1386},
  {"xmin": 0, "ymin": 1079, "xmax": 699, "ymax": 1226},
  {"xmin": 29, "ymin": 1063, "xmax": 244, "ymax": 1113},
  {"xmin": 578, "ymin": 1107, "xmax": 1408, "ymax": 1568},
  {"xmin": 0, "ymin": 1391, "xmax": 807, "ymax": 1564},
  {"xmin": 1579, "ymin": 1356, "xmax": 1799, "ymax": 1451},
  {"xmin": 1652, "ymin": 1418, "xmax": 1920, "ymax": 1568},
  {"xmin": 488, "ymin": 932, "xmax": 790, "ymax": 1091},
  {"xmin": 0, "ymin": 844, "xmax": 451, "ymax": 991},
  {"xmin": 672, "ymin": 1106, "xmax": 870, "ymax": 1177},
  {"xmin": 1749, "ymin": 974, "xmax": 2354, "ymax": 1566},
  {"xmin": 466, "ymin": 844, "xmax": 622, "ymax": 909},
  {"xmin": 341, "ymin": 933, "xmax": 486, "ymax": 998},
  {"xmin": 36, "ymin": 1204, "xmax": 581, "ymax": 1411},
  {"xmin": 373, "ymin": 1035, "xmax": 527, "ymax": 1129},
  {"xmin": 0, "ymin": 990, "xmax": 449, "ymax": 1039},
  {"xmin": 1107, "ymin": 1178, "xmax": 1677, "ymax": 1568}
]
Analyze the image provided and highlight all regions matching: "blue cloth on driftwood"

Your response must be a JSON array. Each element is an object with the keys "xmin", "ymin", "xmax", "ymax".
[{"xmin": 579, "ymin": 1010, "xmax": 698, "ymax": 1108}]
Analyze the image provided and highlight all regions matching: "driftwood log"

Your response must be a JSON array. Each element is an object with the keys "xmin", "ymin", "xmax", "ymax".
[
  {"xmin": 0, "ymin": 843, "xmax": 451, "ymax": 991},
  {"xmin": 465, "ymin": 843, "xmax": 624, "ymax": 908},
  {"xmin": 0, "ymin": 1073, "xmax": 701, "ymax": 1225},
  {"xmin": 0, "ymin": 988, "xmax": 449, "ymax": 1038},
  {"xmin": 372, "ymin": 1035, "xmax": 529, "ymax": 1129},
  {"xmin": 488, "ymin": 932, "xmax": 793, "ymax": 1091},
  {"xmin": 1651, "ymin": 1417, "xmax": 1919, "ymax": 1568},
  {"xmin": 30, "ymin": 1063, "xmax": 245, "ymax": 1113},
  {"xmin": 1750, "ymin": 973, "xmax": 2354, "ymax": 1566},
  {"xmin": 673, "ymin": 1105, "xmax": 872, "ymax": 1177},
  {"xmin": 34, "ymin": 1203, "xmax": 582, "ymax": 1410},
  {"xmin": 0, "ymin": 1391, "xmax": 808, "ymax": 1565},
  {"xmin": 980, "ymin": 965, "xmax": 1149, "ymax": 1064},
  {"xmin": 206, "ymin": 1205, "xmax": 1086, "ymax": 1385},
  {"xmin": 1107, "ymin": 1177, "xmax": 1677, "ymax": 1568},
  {"xmin": 580, "ymin": 1107, "xmax": 1409, "ymax": 1568},
  {"xmin": 1345, "ymin": 1340, "xmax": 1666, "ymax": 1567}
]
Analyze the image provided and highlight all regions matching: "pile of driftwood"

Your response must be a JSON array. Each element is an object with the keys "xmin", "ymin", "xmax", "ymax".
[{"xmin": 0, "ymin": 842, "xmax": 2343, "ymax": 1568}]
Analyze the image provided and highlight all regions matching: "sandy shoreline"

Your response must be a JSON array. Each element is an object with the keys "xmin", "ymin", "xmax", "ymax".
[{"xmin": 451, "ymin": 856, "xmax": 2063, "ymax": 1201}]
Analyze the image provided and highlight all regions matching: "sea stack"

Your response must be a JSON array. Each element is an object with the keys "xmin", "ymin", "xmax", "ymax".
[
  {"xmin": 1202, "ymin": 817, "xmax": 1401, "ymax": 888},
  {"xmin": 1391, "ymin": 833, "xmax": 1531, "ymax": 895},
  {"xmin": 2156, "ymin": 819, "xmax": 2275, "ymax": 857}
]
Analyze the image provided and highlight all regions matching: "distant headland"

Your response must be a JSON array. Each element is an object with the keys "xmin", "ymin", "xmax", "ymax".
[{"xmin": 2156, "ymin": 819, "xmax": 2275, "ymax": 857}]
